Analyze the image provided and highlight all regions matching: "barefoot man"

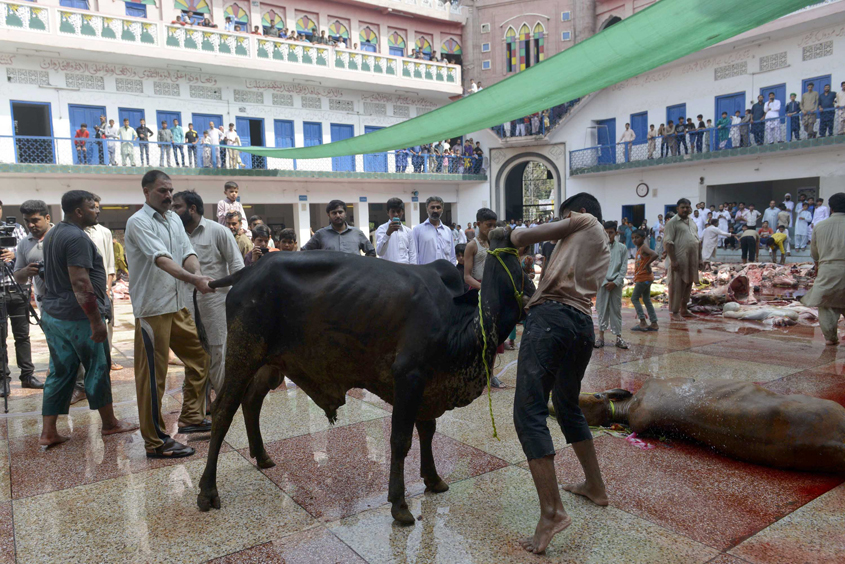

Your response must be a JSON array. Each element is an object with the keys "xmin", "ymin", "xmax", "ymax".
[
  {"xmin": 801, "ymin": 192, "xmax": 845, "ymax": 346},
  {"xmin": 664, "ymin": 198, "xmax": 702, "ymax": 321},
  {"xmin": 39, "ymin": 190, "xmax": 137, "ymax": 448},
  {"xmin": 510, "ymin": 193, "xmax": 611, "ymax": 554}
]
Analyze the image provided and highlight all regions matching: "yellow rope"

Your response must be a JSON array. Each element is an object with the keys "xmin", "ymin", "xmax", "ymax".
[{"xmin": 477, "ymin": 247, "xmax": 524, "ymax": 441}]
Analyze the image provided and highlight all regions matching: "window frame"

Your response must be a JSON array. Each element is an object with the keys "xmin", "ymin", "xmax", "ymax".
[
  {"xmin": 561, "ymin": 11, "xmax": 571, "ymax": 22},
  {"xmin": 561, "ymin": 31, "xmax": 571, "ymax": 41}
]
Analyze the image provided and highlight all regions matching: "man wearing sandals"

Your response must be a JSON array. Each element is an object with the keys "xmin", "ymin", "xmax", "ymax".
[
  {"xmin": 594, "ymin": 220, "xmax": 629, "ymax": 349},
  {"xmin": 125, "ymin": 170, "xmax": 215, "ymax": 459},
  {"xmin": 38, "ymin": 190, "xmax": 138, "ymax": 448},
  {"xmin": 665, "ymin": 198, "xmax": 702, "ymax": 322}
]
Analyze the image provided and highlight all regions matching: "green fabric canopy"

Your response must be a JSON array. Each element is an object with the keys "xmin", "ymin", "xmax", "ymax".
[{"xmin": 241, "ymin": 0, "xmax": 816, "ymax": 160}]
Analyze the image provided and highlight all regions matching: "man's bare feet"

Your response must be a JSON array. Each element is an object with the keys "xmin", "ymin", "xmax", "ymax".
[
  {"xmin": 680, "ymin": 309, "xmax": 695, "ymax": 318},
  {"xmin": 38, "ymin": 434, "xmax": 70, "ymax": 449},
  {"xmin": 519, "ymin": 511, "xmax": 571, "ymax": 554},
  {"xmin": 562, "ymin": 481, "xmax": 609, "ymax": 506},
  {"xmin": 102, "ymin": 420, "xmax": 139, "ymax": 436},
  {"xmin": 670, "ymin": 313, "xmax": 684, "ymax": 321},
  {"xmin": 825, "ymin": 339, "xmax": 839, "ymax": 346}
]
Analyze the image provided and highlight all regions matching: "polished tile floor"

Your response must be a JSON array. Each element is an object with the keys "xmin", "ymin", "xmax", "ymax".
[{"xmin": 1, "ymin": 301, "xmax": 843, "ymax": 563}]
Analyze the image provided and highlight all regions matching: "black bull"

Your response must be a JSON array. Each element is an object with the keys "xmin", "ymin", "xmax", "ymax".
[{"xmin": 196, "ymin": 230, "xmax": 534, "ymax": 524}]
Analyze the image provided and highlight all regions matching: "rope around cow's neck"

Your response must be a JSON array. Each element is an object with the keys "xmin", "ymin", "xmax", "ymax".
[{"xmin": 478, "ymin": 247, "xmax": 524, "ymax": 440}]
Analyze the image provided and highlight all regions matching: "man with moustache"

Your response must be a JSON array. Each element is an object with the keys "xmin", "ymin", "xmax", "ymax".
[
  {"xmin": 413, "ymin": 196, "xmax": 455, "ymax": 264},
  {"xmin": 124, "ymin": 170, "xmax": 215, "ymax": 459},
  {"xmin": 171, "ymin": 190, "xmax": 243, "ymax": 398}
]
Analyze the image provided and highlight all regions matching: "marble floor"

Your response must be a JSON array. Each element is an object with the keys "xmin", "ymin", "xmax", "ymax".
[{"xmin": 1, "ymin": 301, "xmax": 844, "ymax": 563}]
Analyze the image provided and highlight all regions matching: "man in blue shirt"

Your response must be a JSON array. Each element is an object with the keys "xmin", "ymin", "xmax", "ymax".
[
  {"xmin": 413, "ymin": 196, "xmax": 455, "ymax": 264},
  {"xmin": 171, "ymin": 119, "xmax": 185, "ymax": 167},
  {"xmin": 410, "ymin": 145, "xmax": 423, "ymax": 173},
  {"xmin": 785, "ymin": 93, "xmax": 801, "ymax": 141},
  {"xmin": 751, "ymin": 95, "xmax": 765, "ymax": 145},
  {"xmin": 818, "ymin": 83, "xmax": 837, "ymax": 137}
]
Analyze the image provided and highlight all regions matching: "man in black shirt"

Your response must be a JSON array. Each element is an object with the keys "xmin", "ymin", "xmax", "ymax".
[
  {"xmin": 185, "ymin": 123, "xmax": 199, "ymax": 168},
  {"xmin": 675, "ymin": 116, "xmax": 688, "ymax": 155},
  {"xmin": 136, "ymin": 118, "xmax": 154, "ymax": 166},
  {"xmin": 39, "ymin": 190, "xmax": 137, "ymax": 448},
  {"xmin": 751, "ymin": 95, "xmax": 765, "ymax": 145}
]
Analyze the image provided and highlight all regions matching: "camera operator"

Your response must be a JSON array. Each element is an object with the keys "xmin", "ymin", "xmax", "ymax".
[
  {"xmin": 243, "ymin": 224, "xmax": 278, "ymax": 266},
  {"xmin": 1, "ymin": 199, "xmax": 42, "ymax": 397}
]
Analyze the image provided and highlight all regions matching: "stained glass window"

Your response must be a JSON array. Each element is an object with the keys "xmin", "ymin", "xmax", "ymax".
[
  {"xmin": 262, "ymin": 9, "xmax": 283, "ymax": 30},
  {"xmin": 328, "ymin": 20, "xmax": 349, "ymax": 40},
  {"xmin": 174, "ymin": 0, "xmax": 209, "ymax": 14},
  {"xmin": 296, "ymin": 15, "xmax": 317, "ymax": 35},
  {"xmin": 360, "ymin": 26, "xmax": 378, "ymax": 45},
  {"xmin": 415, "ymin": 36, "xmax": 432, "ymax": 55},
  {"xmin": 441, "ymin": 37, "xmax": 461, "ymax": 55},
  {"xmin": 224, "ymin": 3, "xmax": 247, "ymax": 25}
]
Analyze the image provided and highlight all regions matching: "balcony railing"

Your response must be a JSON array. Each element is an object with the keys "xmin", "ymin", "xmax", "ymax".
[
  {"xmin": 1, "ymin": 2, "xmax": 460, "ymax": 86},
  {"xmin": 0, "ymin": 136, "xmax": 487, "ymax": 177},
  {"xmin": 570, "ymin": 108, "xmax": 845, "ymax": 175},
  {"xmin": 489, "ymin": 99, "xmax": 582, "ymax": 139}
]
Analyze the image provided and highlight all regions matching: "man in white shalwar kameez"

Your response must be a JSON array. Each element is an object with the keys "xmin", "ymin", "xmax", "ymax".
[
  {"xmin": 795, "ymin": 202, "xmax": 813, "ymax": 250},
  {"xmin": 764, "ymin": 92, "xmax": 782, "ymax": 143},
  {"xmin": 701, "ymin": 220, "xmax": 732, "ymax": 263}
]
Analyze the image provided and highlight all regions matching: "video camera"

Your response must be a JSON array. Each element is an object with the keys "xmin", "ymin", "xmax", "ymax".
[{"xmin": 0, "ymin": 216, "xmax": 17, "ymax": 250}]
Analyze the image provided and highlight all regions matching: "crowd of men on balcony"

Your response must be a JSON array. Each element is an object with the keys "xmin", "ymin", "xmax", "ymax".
[
  {"xmin": 396, "ymin": 138, "xmax": 485, "ymax": 174},
  {"xmin": 594, "ymin": 81, "xmax": 845, "ymax": 163},
  {"xmin": 170, "ymin": 11, "xmax": 456, "ymax": 63}
]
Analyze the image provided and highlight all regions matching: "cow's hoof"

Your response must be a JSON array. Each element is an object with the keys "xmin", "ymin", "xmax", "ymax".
[
  {"xmin": 197, "ymin": 490, "xmax": 220, "ymax": 512},
  {"xmin": 257, "ymin": 455, "xmax": 276, "ymax": 469},
  {"xmin": 424, "ymin": 479, "xmax": 449, "ymax": 494},
  {"xmin": 391, "ymin": 502, "xmax": 416, "ymax": 526}
]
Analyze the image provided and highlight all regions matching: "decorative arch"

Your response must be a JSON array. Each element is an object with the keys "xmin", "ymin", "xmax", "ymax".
[
  {"xmin": 532, "ymin": 22, "xmax": 544, "ymax": 34},
  {"xmin": 224, "ymin": 3, "xmax": 248, "ymax": 25},
  {"xmin": 388, "ymin": 31, "xmax": 406, "ymax": 56},
  {"xmin": 504, "ymin": 25, "xmax": 516, "ymax": 40},
  {"xmin": 359, "ymin": 26, "xmax": 378, "ymax": 52},
  {"xmin": 296, "ymin": 14, "xmax": 317, "ymax": 36},
  {"xmin": 262, "ymin": 9, "xmax": 283, "ymax": 30},
  {"xmin": 441, "ymin": 37, "xmax": 461, "ymax": 55},
  {"xmin": 175, "ymin": 0, "xmax": 210, "ymax": 14},
  {"xmin": 328, "ymin": 20, "xmax": 349, "ymax": 40},
  {"xmin": 493, "ymin": 152, "xmax": 562, "ymax": 222}
]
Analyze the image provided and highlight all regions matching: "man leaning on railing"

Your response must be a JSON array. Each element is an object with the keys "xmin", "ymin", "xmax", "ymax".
[{"xmin": 105, "ymin": 119, "xmax": 119, "ymax": 166}]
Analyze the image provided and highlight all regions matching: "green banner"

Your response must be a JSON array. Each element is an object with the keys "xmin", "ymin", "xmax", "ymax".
[{"xmin": 241, "ymin": 0, "xmax": 817, "ymax": 160}]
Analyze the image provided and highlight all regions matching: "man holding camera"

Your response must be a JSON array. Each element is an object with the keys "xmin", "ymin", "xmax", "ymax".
[
  {"xmin": 1, "ymin": 199, "xmax": 43, "ymax": 397},
  {"xmin": 375, "ymin": 198, "xmax": 417, "ymax": 264}
]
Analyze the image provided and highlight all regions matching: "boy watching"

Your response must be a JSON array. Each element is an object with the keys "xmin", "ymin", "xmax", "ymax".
[
  {"xmin": 758, "ymin": 221, "xmax": 774, "ymax": 248},
  {"xmin": 630, "ymin": 229, "xmax": 658, "ymax": 332},
  {"xmin": 244, "ymin": 224, "xmax": 278, "ymax": 265},
  {"xmin": 278, "ymin": 228, "xmax": 297, "ymax": 251},
  {"xmin": 216, "ymin": 181, "xmax": 246, "ymax": 227},
  {"xmin": 462, "ymin": 208, "xmax": 498, "ymax": 290}
]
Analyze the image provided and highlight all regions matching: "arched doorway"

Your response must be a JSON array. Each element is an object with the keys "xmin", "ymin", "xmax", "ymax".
[
  {"xmin": 501, "ymin": 159, "xmax": 558, "ymax": 222},
  {"xmin": 599, "ymin": 15, "xmax": 622, "ymax": 31}
]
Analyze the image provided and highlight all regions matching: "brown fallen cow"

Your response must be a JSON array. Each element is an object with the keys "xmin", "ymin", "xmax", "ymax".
[
  {"xmin": 196, "ymin": 228, "xmax": 532, "ymax": 523},
  {"xmin": 579, "ymin": 378, "xmax": 845, "ymax": 472}
]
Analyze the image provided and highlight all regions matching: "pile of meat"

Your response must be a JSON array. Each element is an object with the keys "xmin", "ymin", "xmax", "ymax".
[{"xmin": 688, "ymin": 262, "xmax": 819, "ymax": 325}]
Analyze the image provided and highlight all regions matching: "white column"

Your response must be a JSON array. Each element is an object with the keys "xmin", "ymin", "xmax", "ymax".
[
  {"xmin": 353, "ymin": 197, "xmax": 371, "ymax": 235},
  {"xmin": 408, "ymin": 198, "xmax": 421, "ymax": 228},
  {"xmin": 293, "ymin": 195, "xmax": 311, "ymax": 248},
  {"xmin": 50, "ymin": 204, "xmax": 63, "ymax": 223},
  {"xmin": 450, "ymin": 201, "xmax": 460, "ymax": 228}
]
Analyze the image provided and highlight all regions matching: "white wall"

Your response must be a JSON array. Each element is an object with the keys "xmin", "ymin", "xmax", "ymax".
[{"xmin": 0, "ymin": 53, "xmax": 445, "ymax": 149}]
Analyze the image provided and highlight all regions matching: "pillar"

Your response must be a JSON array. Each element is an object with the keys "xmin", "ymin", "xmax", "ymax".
[
  {"xmin": 49, "ymin": 204, "xmax": 63, "ymax": 223},
  {"xmin": 450, "ymin": 201, "xmax": 460, "ymax": 229},
  {"xmin": 293, "ymin": 195, "xmax": 311, "ymax": 248},
  {"xmin": 353, "ymin": 197, "xmax": 371, "ymax": 236},
  {"xmin": 407, "ymin": 198, "xmax": 421, "ymax": 228},
  {"xmin": 575, "ymin": 0, "xmax": 596, "ymax": 44}
]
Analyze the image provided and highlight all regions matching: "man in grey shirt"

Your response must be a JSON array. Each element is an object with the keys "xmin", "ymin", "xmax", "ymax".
[
  {"xmin": 172, "ymin": 189, "xmax": 244, "ymax": 396},
  {"xmin": 13, "ymin": 199, "xmax": 52, "ymax": 304},
  {"xmin": 157, "ymin": 120, "xmax": 173, "ymax": 167},
  {"xmin": 302, "ymin": 200, "xmax": 376, "ymax": 256}
]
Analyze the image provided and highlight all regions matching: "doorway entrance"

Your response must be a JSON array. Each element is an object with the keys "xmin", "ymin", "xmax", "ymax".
[
  {"xmin": 621, "ymin": 204, "xmax": 645, "ymax": 228},
  {"xmin": 503, "ymin": 160, "xmax": 555, "ymax": 222},
  {"xmin": 11, "ymin": 101, "xmax": 54, "ymax": 164},
  {"xmin": 236, "ymin": 117, "xmax": 266, "ymax": 169}
]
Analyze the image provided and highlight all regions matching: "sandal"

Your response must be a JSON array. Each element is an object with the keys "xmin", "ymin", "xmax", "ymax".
[
  {"xmin": 630, "ymin": 326, "xmax": 648, "ymax": 332},
  {"xmin": 146, "ymin": 438, "xmax": 196, "ymax": 459},
  {"xmin": 615, "ymin": 337, "xmax": 629, "ymax": 349},
  {"xmin": 593, "ymin": 339, "xmax": 605, "ymax": 349}
]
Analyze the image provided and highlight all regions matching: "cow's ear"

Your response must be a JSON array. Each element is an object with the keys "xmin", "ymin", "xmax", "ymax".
[{"xmin": 604, "ymin": 389, "xmax": 633, "ymax": 401}]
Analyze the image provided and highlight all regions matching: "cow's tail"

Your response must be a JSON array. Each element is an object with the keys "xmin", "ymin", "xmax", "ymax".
[
  {"xmin": 193, "ymin": 288, "xmax": 210, "ymax": 354},
  {"xmin": 193, "ymin": 268, "xmax": 249, "ymax": 353}
]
